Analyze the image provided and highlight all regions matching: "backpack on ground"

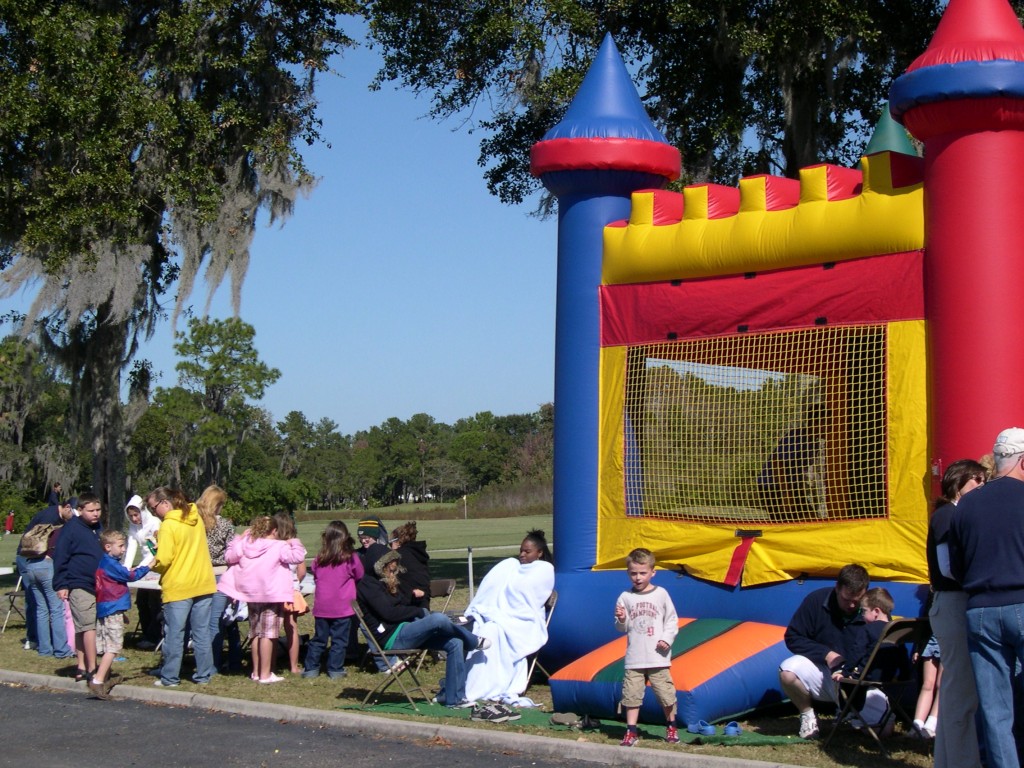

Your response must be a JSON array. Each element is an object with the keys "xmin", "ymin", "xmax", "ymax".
[{"xmin": 19, "ymin": 523, "xmax": 60, "ymax": 558}]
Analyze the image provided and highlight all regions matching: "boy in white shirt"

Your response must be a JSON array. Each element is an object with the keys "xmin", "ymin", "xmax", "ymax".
[{"xmin": 614, "ymin": 548, "xmax": 679, "ymax": 747}]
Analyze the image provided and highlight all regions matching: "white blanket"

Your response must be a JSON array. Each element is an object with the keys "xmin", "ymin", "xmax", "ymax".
[{"xmin": 464, "ymin": 557, "xmax": 555, "ymax": 706}]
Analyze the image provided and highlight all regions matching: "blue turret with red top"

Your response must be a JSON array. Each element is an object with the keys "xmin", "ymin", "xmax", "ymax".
[{"xmin": 530, "ymin": 34, "xmax": 679, "ymax": 575}]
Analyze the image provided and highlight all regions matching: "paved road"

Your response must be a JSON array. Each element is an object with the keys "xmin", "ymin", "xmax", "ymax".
[
  {"xmin": 0, "ymin": 684, "xmax": 595, "ymax": 768},
  {"xmin": 0, "ymin": 671, "xmax": 801, "ymax": 768}
]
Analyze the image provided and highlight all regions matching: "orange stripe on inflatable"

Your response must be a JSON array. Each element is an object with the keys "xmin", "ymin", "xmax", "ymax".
[
  {"xmin": 670, "ymin": 622, "xmax": 785, "ymax": 690},
  {"xmin": 552, "ymin": 618, "xmax": 696, "ymax": 681}
]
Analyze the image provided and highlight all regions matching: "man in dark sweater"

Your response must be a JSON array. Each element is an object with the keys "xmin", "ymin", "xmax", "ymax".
[
  {"xmin": 53, "ymin": 494, "xmax": 104, "ymax": 680},
  {"xmin": 949, "ymin": 427, "xmax": 1024, "ymax": 768},
  {"xmin": 778, "ymin": 563, "xmax": 870, "ymax": 739}
]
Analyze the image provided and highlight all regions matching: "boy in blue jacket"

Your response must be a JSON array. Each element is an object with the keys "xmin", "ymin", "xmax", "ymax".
[
  {"xmin": 90, "ymin": 530, "xmax": 149, "ymax": 699},
  {"xmin": 53, "ymin": 494, "xmax": 104, "ymax": 683}
]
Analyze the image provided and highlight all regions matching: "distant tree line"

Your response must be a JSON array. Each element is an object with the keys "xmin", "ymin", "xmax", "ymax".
[{"xmin": 0, "ymin": 319, "xmax": 553, "ymax": 529}]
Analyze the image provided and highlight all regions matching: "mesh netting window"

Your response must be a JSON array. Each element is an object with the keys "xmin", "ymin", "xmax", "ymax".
[{"xmin": 622, "ymin": 325, "xmax": 887, "ymax": 524}]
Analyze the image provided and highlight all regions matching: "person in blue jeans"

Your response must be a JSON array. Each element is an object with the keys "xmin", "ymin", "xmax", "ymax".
[
  {"xmin": 356, "ymin": 550, "xmax": 490, "ymax": 707},
  {"xmin": 950, "ymin": 427, "xmax": 1024, "ymax": 768},
  {"xmin": 17, "ymin": 498, "xmax": 75, "ymax": 657},
  {"xmin": 146, "ymin": 486, "xmax": 217, "ymax": 687}
]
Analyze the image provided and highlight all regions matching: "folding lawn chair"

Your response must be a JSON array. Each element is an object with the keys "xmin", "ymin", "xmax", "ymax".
[
  {"xmin": 525, "ymin": 589, "xmax": 558, "ymax": 688},
  {"xmin": 2, "ymin": 575, "xmax": 26, "ymax": 634},
  {"xmin": 823, "ymin": 616, "xmax": 932, "ymax": 755},
  {"xmin": 430, "ymin": 578, "xmax": 457, "ymax": 614},
  {"xmin": 414, "ymin": 579, "xmax": 457, "ymax": 673},
  {"xmin": 351, "ymin": 599, "xmax": 432, "ymax": 711}
]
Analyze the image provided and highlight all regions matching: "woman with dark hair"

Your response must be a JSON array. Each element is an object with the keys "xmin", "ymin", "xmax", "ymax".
[
  {"xmin": 463, "ymin": 529, "xmax": 555, "ymax": 706},
  {"xmin": 391, "ymin": 521, "xmax": 430, "ymax": 610},
  {"xmin": 925, "ymin": 459, "xmax": 986, "ymax": 766},
  {"xmin": 520, "ymin": 529, "xmax": 553, "ymax": 564}
]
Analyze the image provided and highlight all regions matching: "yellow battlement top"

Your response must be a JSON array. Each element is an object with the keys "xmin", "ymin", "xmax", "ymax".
[{"xmin": 602, "ymin": 151, "xmax": 924, "ymax": 285}]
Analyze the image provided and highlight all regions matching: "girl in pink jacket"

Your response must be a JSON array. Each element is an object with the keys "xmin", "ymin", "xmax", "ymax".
[{"xmin": 217, "ymin": 516, "xmax": 306, "ymax": 683}]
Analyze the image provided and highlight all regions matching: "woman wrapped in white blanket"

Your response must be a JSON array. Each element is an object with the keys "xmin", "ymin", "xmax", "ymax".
[{"xmin": 464, "ymin": 530, "xmax": 554, "ymax": 706}]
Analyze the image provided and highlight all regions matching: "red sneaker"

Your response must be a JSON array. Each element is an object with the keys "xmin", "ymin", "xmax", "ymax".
[
  {"xmin": 665, "ymin": 725, "xmax": 680, "ymax": 744},
  {"xmin": 620, "ymin": 730, "xmax": 640, "ymax": 747}
]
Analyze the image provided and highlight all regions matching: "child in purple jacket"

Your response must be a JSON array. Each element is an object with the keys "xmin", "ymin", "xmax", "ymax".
[
  {"xmin": 302, "ymin": 521, "xmax": 364, "ymax": 679},
  {"xmin": 91, "ymin": 530, "xmax": 150, "ymax": 698}
]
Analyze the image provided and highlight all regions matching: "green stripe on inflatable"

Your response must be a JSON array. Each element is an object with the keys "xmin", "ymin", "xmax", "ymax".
[{"xmin": 590, "ymin": 618, "xmax": 742, "ymax": 683}]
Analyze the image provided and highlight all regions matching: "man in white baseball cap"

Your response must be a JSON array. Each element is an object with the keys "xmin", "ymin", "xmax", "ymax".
[{"xmin": 949, "ymin": 428, "xmax": 1024, "ymax": 768}]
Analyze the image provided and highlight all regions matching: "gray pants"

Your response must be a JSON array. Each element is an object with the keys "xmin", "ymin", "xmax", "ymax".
[{"xmin": 930, "ymin": 590, "xmax": 982, "ymax": 768}]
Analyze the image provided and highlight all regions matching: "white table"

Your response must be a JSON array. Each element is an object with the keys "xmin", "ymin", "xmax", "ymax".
[
  {"xmin": 127, "ymin": 572, "xmax": 313, "ymax": 593},
  {"xmin": 127, "ymin": 575, "xmax": 161, "ymax": 590}
]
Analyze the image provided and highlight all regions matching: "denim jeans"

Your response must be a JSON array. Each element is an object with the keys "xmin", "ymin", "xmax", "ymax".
[
  {"xmin": 305, "ymin": 616, "xmax": 351, "ymax": 676},
  {"xmin": 160, "ymin": 594, "xmax": 216, "ymax": 685},
  {"xmin": 14, "ymin": 555, "xmax": 38, "ymax": 645},
  {"xmin": 209, "ymin": 589, "xmax": 241, "ymax": 672},
  {"xmin": 20, "ymin": 557, "xmax": 72, "ymax": 657},
  {"xmin": 966, "ymin": 603, "xmax": 1024, "ymax": 768},
  {"xmin": 391, "ymin": 612, "xmax": 479, "ymax": 705}
]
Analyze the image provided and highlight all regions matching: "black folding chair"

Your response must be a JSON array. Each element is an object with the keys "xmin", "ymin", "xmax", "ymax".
[
  {"xmin": 430, "ymin": 578, "xmax": 457, "ymax": 614},
  {"xmin": 350, "ymin": 600, "xmax": 432, "ymax": 711},
  {"xmin": 414, "ymin": 579, "xmax": 457, "ymax": 673},
  {"xmin": 823, "ymin": 616, "xmax": 932, "ymax": 755},
  {"xmin": 2, "ymin": 576, "xmax": 26, "ymax": 634}
]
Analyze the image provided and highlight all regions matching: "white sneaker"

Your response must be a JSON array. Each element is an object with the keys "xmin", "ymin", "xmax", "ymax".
[
  {"xmin": 798, "ymin": 711, "xmax": 819, "ymax": 739},
  {"xmin": 23, "ymin": 640, "xmax": 37, "ymax": 651}
]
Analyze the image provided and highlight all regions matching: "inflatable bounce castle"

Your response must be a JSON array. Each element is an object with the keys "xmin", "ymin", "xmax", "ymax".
[{"xmin": 530, "ymin": 0, "xmax": 1024, "ymax": 725}]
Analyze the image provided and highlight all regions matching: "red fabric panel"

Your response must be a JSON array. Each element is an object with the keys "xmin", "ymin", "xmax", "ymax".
[
  {"xmin": 907, "ymin": 0, "xmax": 1024, "ymax": 71},
  {"xmin": 651, "ymin": 189, "xmax": 684, "ymax": 224},
  {"xmin": 600, "ymin": 251, "xmax": 923, "ymax": 346},
  {"xmin": 924, "ymin": 128, "xmax": 1024, "ymax": 467},
  {"xmin": 723, "ymin": 536, "xmax": 756, "ymax": 588},
  {"xmin": 742, "ymin": 174, "xmax": 801, "ymax": 210},
  {"xmin": 690, "ymin": 184, "xmax": 741, "ymax": 218},
  {"xmin": 887, "ymin": 152, "xmax": 925, "ymax": 189},
  {"xmin": 809, "ymin": 164, "xmax": 864, "ymax": 200},
  {"xmin": 903, "ymin": 97, "xmax": 1024, "ymax": 140},
  {"xmin": 530, "ymin": 137, "xmax": 681, "ymax": 179},
  {"xmin": 608, "ymin": 189, "xmax": 685, "ymax": 228}
]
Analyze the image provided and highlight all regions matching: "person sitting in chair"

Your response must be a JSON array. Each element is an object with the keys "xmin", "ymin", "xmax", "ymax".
[
  {"xmin": 778, "ymin": 563, "xmax": 880, "ymax": 739},
  {"xmin": 463, "ymin": 529, "xmax": 555, "ymax": 706},
  {"xmin": 357, "ymin": 550, "xmax": 490, "ymax": 708}
]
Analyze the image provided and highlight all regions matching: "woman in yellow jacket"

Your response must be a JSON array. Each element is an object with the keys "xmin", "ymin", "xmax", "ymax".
[{"xmin": 147, "ymin": 486, "xmax": 217, "ymax": 687}]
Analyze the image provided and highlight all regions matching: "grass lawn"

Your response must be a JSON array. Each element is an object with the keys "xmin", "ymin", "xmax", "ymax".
[{"xmin": 0, "ymin": 515, "xmax": 933, "ymax": 768}]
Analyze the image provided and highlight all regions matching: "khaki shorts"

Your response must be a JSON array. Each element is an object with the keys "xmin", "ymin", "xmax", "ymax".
[
  {"xmin": 96, "ymin": 613, "xmax": 126, "ymax": 655},
  {"xmin": 68, "ymin": 588, "xmax": 96, "ymax": 633},
  {"xmin": 621, "ymin": 667, "xmax": 676, "ymax": 709}
]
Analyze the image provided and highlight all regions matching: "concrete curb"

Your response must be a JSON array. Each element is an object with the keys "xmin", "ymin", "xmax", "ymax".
[{"xmin": 0, "ymin": 669, "xmax": 805, "ymax": 768}]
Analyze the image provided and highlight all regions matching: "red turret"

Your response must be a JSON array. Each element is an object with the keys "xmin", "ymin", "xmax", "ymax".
[{"xmin": 890, "ymin": 0, "xmax": 1024, "ymax": 475}]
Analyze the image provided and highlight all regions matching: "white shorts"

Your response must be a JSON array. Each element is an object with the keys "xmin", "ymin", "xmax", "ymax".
[
  {"xmin": 779, "ymin": 654, "xmax": 890, "ymax": 725},
  {"xmin": 779, "ymin": 654, "xmax": 838, "ymax": 704}
]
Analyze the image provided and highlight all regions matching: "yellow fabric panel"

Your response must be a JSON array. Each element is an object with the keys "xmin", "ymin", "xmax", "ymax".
[
  {"xmin": 602, "ymin": 153, "xmax": 924, "ymax": 285},
  {"xmin": 597, "ymin": 345, "xmax": 627, "ymax": 552},
  {"xmin": 595, "ymin": 320, "xmax": 929, "ymax": 586},
  {"xmin": 887, "ymin": 321, "xmax": 930, "ymax": 526}
]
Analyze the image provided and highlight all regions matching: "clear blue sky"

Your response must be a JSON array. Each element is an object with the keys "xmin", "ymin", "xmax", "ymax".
[{"xmin": 5, "ymin": 26, "xmax": 559, "ymax": 437}]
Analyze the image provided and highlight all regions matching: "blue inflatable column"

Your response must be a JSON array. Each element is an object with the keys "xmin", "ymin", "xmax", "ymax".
[{"xmin": 530, "ymin": 35, "xmax": 680, "ymax": 573}]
